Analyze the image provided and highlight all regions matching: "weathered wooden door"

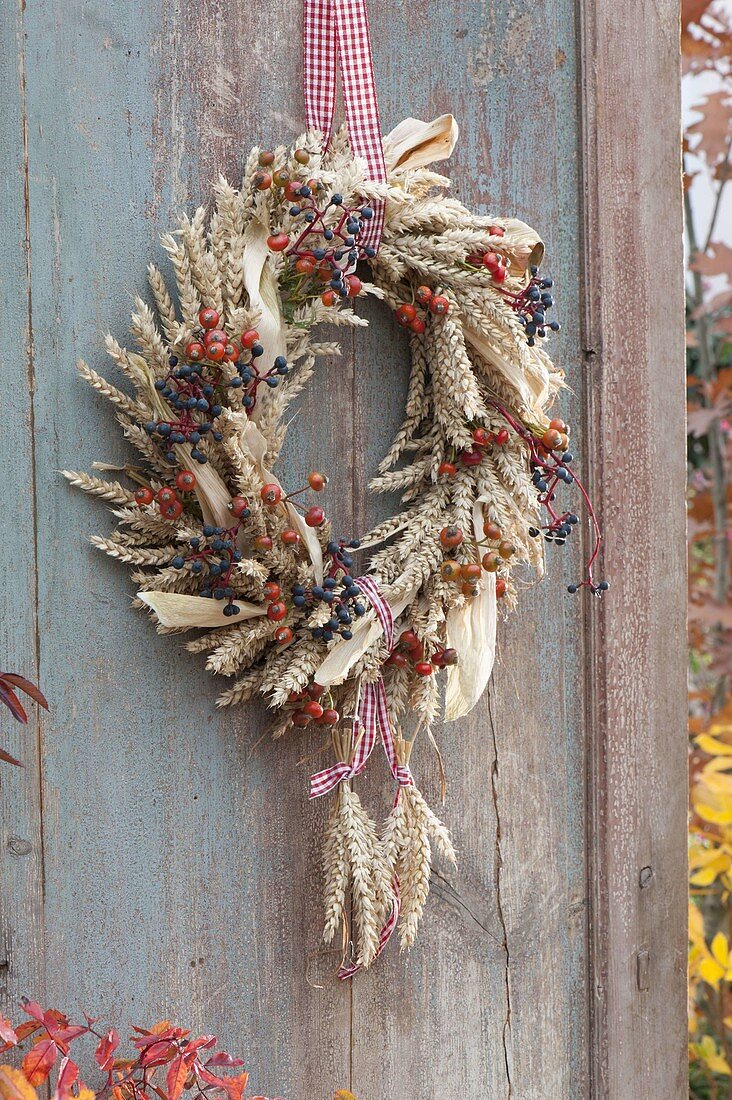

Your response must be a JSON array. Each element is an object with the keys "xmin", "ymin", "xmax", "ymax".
[{"xmin": 0, "ymin": 1, "xmax": 687, "ymax": 1097}]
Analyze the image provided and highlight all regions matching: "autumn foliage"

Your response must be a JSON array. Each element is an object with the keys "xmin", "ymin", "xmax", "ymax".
[
  {"xmin": 685, "ymin": 0, "xmax": 732, "ymax": 1095},
  {"xmin": 0, "ymin": 1003, "xmax": 263, "ymax": 1100},
  {"xmin": 0, "ymin": 1002, "xmax": 356, "ymax": 1100}
]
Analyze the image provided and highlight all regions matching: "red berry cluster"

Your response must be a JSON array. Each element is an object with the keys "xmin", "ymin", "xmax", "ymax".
[
  {"xmin": 185, "ymin": 307, "xmax": 242, "ymax": 365},
  {"xmin": 254, "ymin": 147, "xmax": 375, "ymax": 308},
  {"xmin": 288, "ymin": 682, "xmax": 340, "ymax": 728},
  {"xmin": 439, "ymin": 521, "xmax": 513, "ymax": 599},
  {"xmin": 386, "ymin": 629, "xmax": 458, "ymax": 677},
  {"xmin": 437, "ymin": 424, "xmax": 511, "ymax": 476},
  {"xmin": 257, "ymin": 471, "xmax": 328, "ymax": 550},
  {"xmin": 466, "ymin": 224, "xmax": 507, "ymax": 283},
  {"xmin": 393, "ymin": 286, "xmax": 450, "ymax": 334},
  {"xmin": 134, "ymin": 469, "xmax": 198, "ymax": 520},
  {"xmin": 466, "ymin": 237, "xmax": 560, "ymax": 346}
]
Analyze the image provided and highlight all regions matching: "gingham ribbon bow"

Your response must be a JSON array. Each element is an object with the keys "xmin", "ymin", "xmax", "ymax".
[
  {"xmin": 308, "ymin": 576, "xmax": 413, "ymax": 798},
  {"xmin": 303, "ymin": 0, "xmax": 386, "ymax": 254},
  {"xmin": 354, "ymin": 576, "xmax": 414, "ymax": 789},
  {"xmin": 308, "ymin": 720, "xmax": 375, "ymax": 800}
]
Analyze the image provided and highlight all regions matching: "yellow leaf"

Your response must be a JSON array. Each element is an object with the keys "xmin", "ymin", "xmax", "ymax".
[
  {"xmin": 697, "ymin": 733, "xmax": 732, "ymax": 755},
  {"xmin": 695, "ymin": 801, "xmax": 732, "ymax": 825},
  {"xmin": 700, "ymin": 1035, "xmax": 732, "ymax": 1074},
  {"xmin": 700, "ymin": 956, "xmax": 726, "ymax": 986},
  {"xmin": 691, "ymin": 862, "xmax": 727, "ymax": 886},
  {"xmin": 334, "ymin": 1093, "xmax": 357, "ymax": 1100},
  {"xmin": 712, "ymin": 931, "xmax": 729, "ymax": 966},
  {"xmin": 689, "ymin": 900, "xmax": 706, "ymax": 944},
  {"xmin": 0, "ymin": 1066, "xmax": 38, "ymax": 1100}
]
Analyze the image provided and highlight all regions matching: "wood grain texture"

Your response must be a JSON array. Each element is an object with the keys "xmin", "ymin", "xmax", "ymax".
[
  {"xmin": 579, "ymin": 1, "xmax": 688, "ymax": 1097},
  {"xmin": 0, "ymin": 0, "xmax": 46, "ymax": 1013},
  {"xmin": 0, "ymin": 0, "xmax": 686, "ymax": 1097}
]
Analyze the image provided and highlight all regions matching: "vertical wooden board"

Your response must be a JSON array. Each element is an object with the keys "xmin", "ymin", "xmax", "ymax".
[
  {"xmin": 0, "ymin": 0, "xmax": 45, "ymax": 1010},
  {"xmin": 2, "ymin": 0, "xmax": 689, "ymax": 1097},
  {"xmin": 19, "ymin": 1, "xmax": 352, "ymax": 1095},
  {"xmin": 349, "ymin": 3, "xmax": 589, "ymax": 1099},
  {"xmin": 580, "ymin": 0, "xmax": 688, "ymax": 1096}
]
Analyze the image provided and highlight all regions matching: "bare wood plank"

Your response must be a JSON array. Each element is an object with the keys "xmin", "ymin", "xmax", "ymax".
[
  {"xmin": 0, "ymin": 0, "xmax": 46, "ymax": 1012},
  {"xmin": 579, "ymin": 0, "xmax": 688, "ymax": 1096}
]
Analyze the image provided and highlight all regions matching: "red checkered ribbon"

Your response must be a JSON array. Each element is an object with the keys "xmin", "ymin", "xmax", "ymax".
[
  {"xmin": 303, "ymin": 0, "xmax": 387, "ymax": 254},
  {"xmin": 337, "ymin": 875, "xmax": 400, "ymax": 980},
  {"xmin": 355, "ymin": 576, "xmax": 414, "ymax": 788},
  {"xmin": 308, "ymin": 716, "xmax": 377, "ymax": 799}
]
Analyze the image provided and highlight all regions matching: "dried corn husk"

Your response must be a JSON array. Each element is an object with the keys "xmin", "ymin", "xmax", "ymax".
[
  {"xmin": 241, "ymin": 217, "xmax": 287, "ymax": 394},
  {"xmin": 138, "ymin": 591, "xmax": 266, "ymax": 629},
  {"xmin": 383, "ymin": 114, "xmax": 459, "ymax": 175},
  {"xmin": 314, "ymin": 585, "xmax": 418, "ymax": 687}
]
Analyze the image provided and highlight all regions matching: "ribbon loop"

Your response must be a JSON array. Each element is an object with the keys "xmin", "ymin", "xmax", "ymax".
[
  {"xmin": 303, "ymin": 0, "xmax": 386, "ymax": 254},
  {"xmin": 309, "ymin": 760, "xmax": 352, "ymax": 799}
]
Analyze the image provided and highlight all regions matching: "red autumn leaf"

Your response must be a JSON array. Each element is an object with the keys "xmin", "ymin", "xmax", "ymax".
[
  {"xmin": 683, "ymin": 0, "xmax": 713, "ymax": 30},
  {"xmin": 182, "ymin": 1037, "xmax": 215, "ymax": 1056},
  {"xmin": 20, "ymin": 1001, "xmax": 46, "ymax": 1024},
  {"xmin": 140, "ymin": 1041, "xmax": 176, "ymax": 1069},
  {"xmin": 95, "ymin": 1029, "xmax": 120, "ymax": 1071},
  {"xmin": 52, "ymin": 1026, "xmax": 88, "ymax": 1048},
  {"xmin": 205, "ymin": 1054, "xmax": 246, "ymax": 1068},
  {"xmin": 0, "ymin": 685, "xmax": 27, "ymax": 725},
  {"xmin": 688, "ymin": 404, "xmax": 728, "ymax": 438},
  {"xmin": 0, "ymin": 747, "xmax": 23, "ymax": 768},
  {"xmin": 690, "ymin": 242, "xmax": 732, "ymax": 279},
  {"xmin": 195, "ymin": 1065, "xmax": 248, "ymax": 1100},
  {"xmin": 165, "ymin": 1054, "xmax": 190, "ymax": 1100},
  {"xmin": 0, "ymin": 1017, "xmax": 18, "ymax": 1046},
  {"xmin": 14, "ymin": 1021, "xmax": 42, "ymax": 1043},
  {"xmin": 22, "ymin": 1037, "xmax": 58, "ymax": 1086},
  {"xmin": 53, "ymin": 1054, "xmax": 79, "ymax": 1100},
  {"xmin": 0, "ymin": 676, "xmax": 48, "ymax": 711}
]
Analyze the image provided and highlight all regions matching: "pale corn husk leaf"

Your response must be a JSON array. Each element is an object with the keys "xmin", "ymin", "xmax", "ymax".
[
  {"xmin": 444, "ymin": 501, "xmax": 497, "ymax": 720},
  {"xmin": 384, "ymin": 115, "xmax": 459, "ymax": 175},
  {"xmin": 180, "ymin": 455, "xmax": 233, "ymax": 529},
  {"xmin": 138, "ymin": 590, "xmax": 266, "ymax": 629},
  {"xmin": 241, "ymin": 218, "xmax": 287, "ymax": 385},
  {"xmin": 500, "ymin": 217, "xmax": 545, "ymax": 274},
  {"xmin": 313, "ymin": 586, "xmax": 418, "ymax": 688}
]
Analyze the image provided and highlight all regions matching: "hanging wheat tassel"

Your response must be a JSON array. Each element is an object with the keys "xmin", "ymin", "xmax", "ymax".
[{"xmin": 381, "ymin": 736, "xmax": 456, "ymax": 948}]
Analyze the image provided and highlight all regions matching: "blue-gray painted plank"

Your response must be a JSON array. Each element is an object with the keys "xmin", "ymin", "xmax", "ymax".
[
  {"xmin": 0, "ymin": 0, "xmax": 46, "ymax": 1011},
  {"xmin": 18, "ymin": 2, "xmax": 348, "ymax": 1096}
]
